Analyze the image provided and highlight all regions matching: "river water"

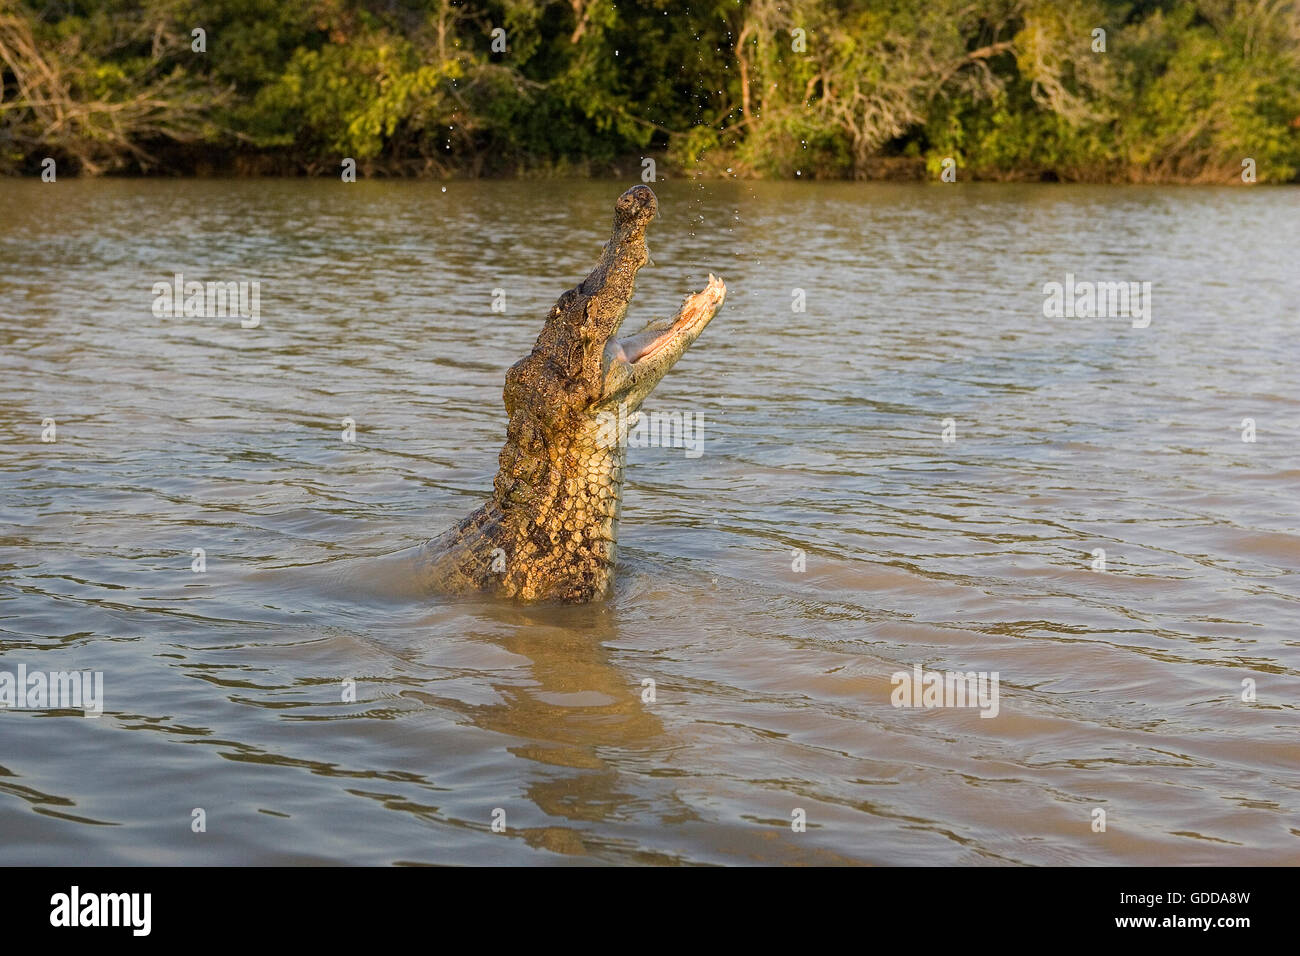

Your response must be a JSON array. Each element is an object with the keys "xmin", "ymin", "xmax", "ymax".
[{"xmin": 1, "ymin": 178, "xmax": 1297, "ymax": 865}]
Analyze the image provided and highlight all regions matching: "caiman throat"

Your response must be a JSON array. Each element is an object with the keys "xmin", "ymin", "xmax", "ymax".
[{"xmin": 416, "ymin": 185, "xmax": 726, "ymax": 604}]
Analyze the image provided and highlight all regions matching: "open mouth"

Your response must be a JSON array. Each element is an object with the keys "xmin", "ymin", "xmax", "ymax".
[{"xmin": 618, "ymin": 273, "xmax": 727, "ymax": 365}]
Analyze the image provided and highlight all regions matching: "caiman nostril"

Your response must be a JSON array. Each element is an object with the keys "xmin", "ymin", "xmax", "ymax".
[{"xmin": 621, "ymin": 184, "xmax": 657, "ymax": 218}]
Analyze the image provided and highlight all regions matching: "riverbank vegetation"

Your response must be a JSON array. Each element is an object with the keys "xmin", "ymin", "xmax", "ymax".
[{"xmin": 2, "ymin": 0, "xmax": 1298, "ymax": 181}]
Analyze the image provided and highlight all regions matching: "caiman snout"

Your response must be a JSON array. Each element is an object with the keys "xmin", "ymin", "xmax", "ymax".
[{"xmin": 616, "ymin": 184, "xmax": 658, "ymax": 226}]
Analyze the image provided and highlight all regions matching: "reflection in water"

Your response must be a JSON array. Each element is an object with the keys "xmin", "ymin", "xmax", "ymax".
[
  {"xmin": 0, "ymin": 179, "xmax": 1298, "ymax": 864},
  {"xmin": 407, "ymin": 602, "xmax": 678, "ymax": 858}
]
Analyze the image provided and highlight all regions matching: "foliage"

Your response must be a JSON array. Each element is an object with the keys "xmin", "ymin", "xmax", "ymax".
[{"xmin": 2, "ymin": 0, "xmax": 1297, "ymax": 180}]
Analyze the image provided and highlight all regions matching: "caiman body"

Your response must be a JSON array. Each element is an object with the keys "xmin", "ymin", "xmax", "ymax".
[{"xmin": 415, "ymin": 185, "xmax": 725, "ymax": 603}]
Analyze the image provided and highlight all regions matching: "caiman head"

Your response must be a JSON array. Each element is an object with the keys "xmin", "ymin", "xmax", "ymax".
[
  {"xmin": 503, "ymin": 184, "xmax": 726, "ymax": 429},
  {"xmin": 448, "ymin": 184, "xmax": 725, "ymax": 603}
]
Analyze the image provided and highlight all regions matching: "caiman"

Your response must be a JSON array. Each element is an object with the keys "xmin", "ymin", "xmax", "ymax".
[{"xmin": 414, "ymin": 184, "xmax": 726, "ymax": 604}]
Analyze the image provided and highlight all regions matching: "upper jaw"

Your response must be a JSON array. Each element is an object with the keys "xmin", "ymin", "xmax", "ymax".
[{"xmin": 572, "ymin": 185, "xmax": 658, "ymax": 344}]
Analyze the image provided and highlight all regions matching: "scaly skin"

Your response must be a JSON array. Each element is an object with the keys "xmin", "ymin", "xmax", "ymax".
[{"xmin": 416, "ymin": 185, "xmax": 726, "ymax": 603}]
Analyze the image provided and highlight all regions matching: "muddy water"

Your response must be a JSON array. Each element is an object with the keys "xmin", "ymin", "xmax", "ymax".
[{"xmin": 1, "ymin": 178, "xmax": 1297, "ymax": 865}]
